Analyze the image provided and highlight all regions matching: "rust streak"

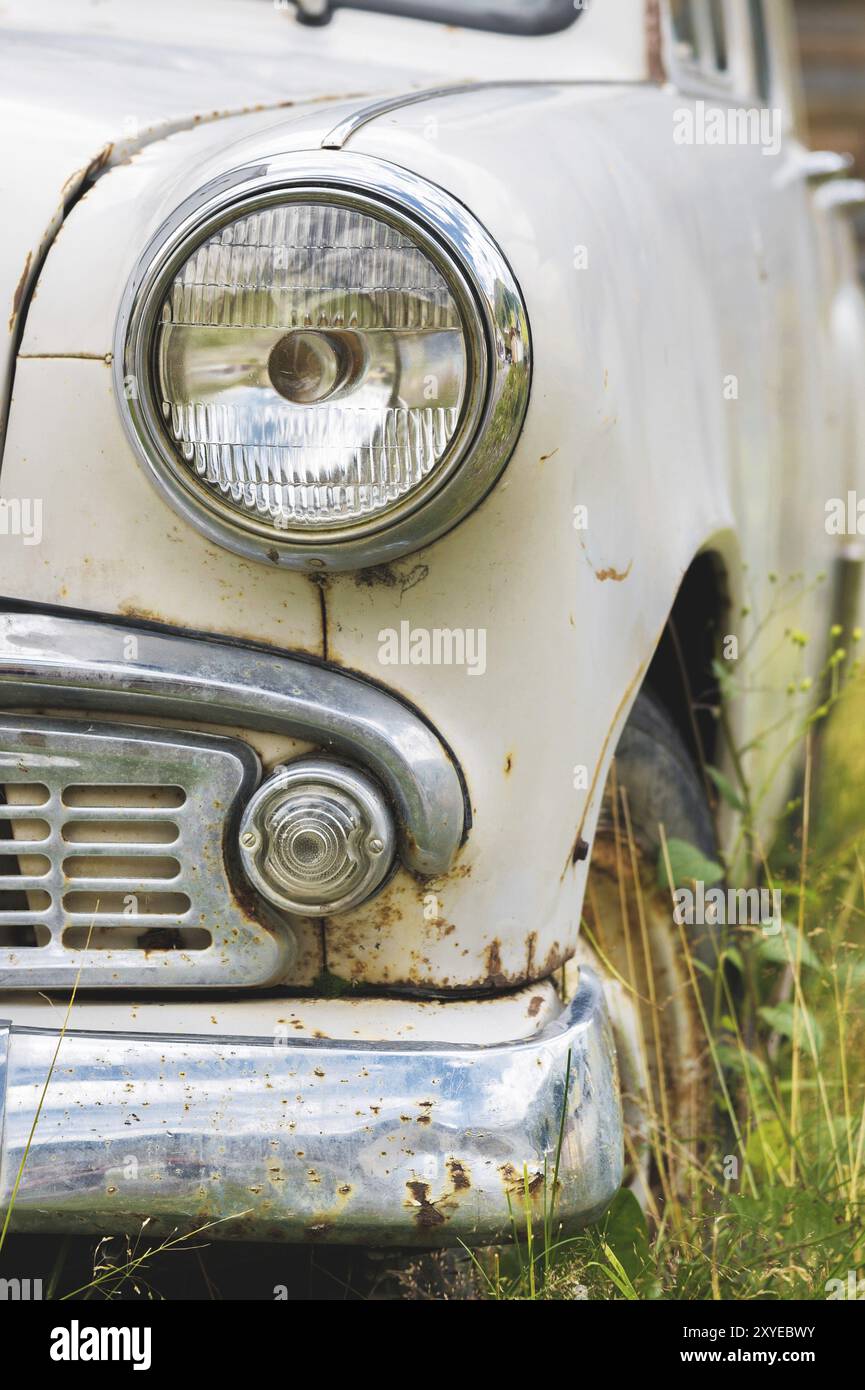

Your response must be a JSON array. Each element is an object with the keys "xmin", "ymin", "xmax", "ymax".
[
  {"xmin": 485, "ymin": 939, "xmax": 507, "ymax": 988},
  {"xmin": 645, "ymin": 0, "xmax": 666, "ymax": 83},
  {"xmin": 8, "ymin": 251, "xmax": 32, "ymax": 334}
]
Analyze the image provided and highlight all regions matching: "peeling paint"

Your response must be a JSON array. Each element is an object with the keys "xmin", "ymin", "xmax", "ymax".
[{"xmin": 594, "ymin": 560, "xmax": 633, "ymax": 583}]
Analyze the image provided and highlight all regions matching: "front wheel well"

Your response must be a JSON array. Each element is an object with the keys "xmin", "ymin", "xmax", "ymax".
[{"xmin": 643, "ymin": 550, "xmax": 728, "ymax": 776}]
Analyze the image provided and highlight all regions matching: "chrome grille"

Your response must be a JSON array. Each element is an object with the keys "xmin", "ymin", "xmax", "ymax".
[{"xmin": 0, "ymin": 717, "xmax": 293, "ymax": 989}]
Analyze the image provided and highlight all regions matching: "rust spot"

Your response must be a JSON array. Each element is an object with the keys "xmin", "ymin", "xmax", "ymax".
[
  {"xmin": 405, "ymin": 1180, "xmax": 446, "ymax": 1227},
  {"xmin": 500, "ymin": 1163, "xmax": 544, "ymax": 1196},
  {"xmin": 354, "ymin": 561, "xmax": 428, "ymax": 595},
  {"xmin": 527, "ymin": 995, "xmax": 544, "ymax": 1018},
  {"xmin": 504, "ymin": 753, "xmax": 513, "ymax": 775},
  {"xmin": 485, "ymin": 939, "xmax": 507, "ymax": 988},
  {"xmin": 8, "ymin": 250, "xmax": 32, "ymax": 334},
  {"xmin": 426, "ymin": 859, "xmax": 473, "ymax": 885},
  {"xmin": 447, "ymin": 1159, "xmax": 471, "ymax": 1192},
  {"xmin": 594, "ymin": 560, "xmax": 633, "ymax": 583},
  {"xmin": 416, "ymin": 1114, "xmax": 431, "ymax": 1125},
  {"xmin": 370, "ymin": 897, "xmax": 404, "ymax": 931}
]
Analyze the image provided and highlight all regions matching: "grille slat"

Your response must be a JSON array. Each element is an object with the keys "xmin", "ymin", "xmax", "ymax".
[
  {"xmin": 56, "ymin": 806, "xmax": 183, "ymax": 820},
  {"xmin": 59, "ymin": 845, "xmax": 181, "ymax": 859},
  {"xmin": 63, "ymin": 913, "xmax": 192, "ymax": 924},
  {"xmin": 0, "ymin": 717, "xmax": 293, "ymax": 990}
]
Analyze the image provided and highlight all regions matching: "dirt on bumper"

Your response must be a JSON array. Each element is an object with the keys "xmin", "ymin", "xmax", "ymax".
[{"xmin": 0, "ymin": 970, "xmax": 622, "ymax": 1247}]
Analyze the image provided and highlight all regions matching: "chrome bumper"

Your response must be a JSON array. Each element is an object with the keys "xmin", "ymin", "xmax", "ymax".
[{"xmin": 0, "ymin": 970, "xmax": 622, "ymax": 1246}]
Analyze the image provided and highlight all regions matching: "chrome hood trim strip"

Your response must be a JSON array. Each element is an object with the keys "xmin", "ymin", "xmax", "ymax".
[
  {"xmin": 0, "ymin": 609, "xmax": 466, "ymax": 877},
  {"xmin": 320, "ymin": 80, "xmax": 654, "ymax": 149},
  {"xmin": 322, "ymin": 82, "xmax": 489, "ymax": 148}
]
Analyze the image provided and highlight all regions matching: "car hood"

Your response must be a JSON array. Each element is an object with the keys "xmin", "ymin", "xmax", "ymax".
[
  {"xmin": 0, "ymin": 0, "xmax": 639, "ymax": 443},
  {"xmin": 0, "ymin": 0, "xmax": 438, "ymax": 446}
]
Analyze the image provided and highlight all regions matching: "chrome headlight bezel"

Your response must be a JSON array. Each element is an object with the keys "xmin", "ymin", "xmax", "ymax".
[{"xmin": 114, "ymin": 152, "xmax": 531, "ymax": 572}]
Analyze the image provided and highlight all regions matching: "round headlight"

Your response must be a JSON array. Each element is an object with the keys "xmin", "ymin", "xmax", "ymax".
[{"xmin": 116, "ymin": 153, "xmax": 530, "ymax": 571}]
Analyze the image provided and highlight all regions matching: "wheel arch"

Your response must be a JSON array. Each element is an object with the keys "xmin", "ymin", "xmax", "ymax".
[{"xmin": 642, "ymin": 547, "xmax": 732, "ymax": 779}]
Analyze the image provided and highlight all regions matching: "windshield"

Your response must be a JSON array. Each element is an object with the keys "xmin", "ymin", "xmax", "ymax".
[{"xmin": 310, "ymin": 1, "xmax": 584, "ymax": 37}]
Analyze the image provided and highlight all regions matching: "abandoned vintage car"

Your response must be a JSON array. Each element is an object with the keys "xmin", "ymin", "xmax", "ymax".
[{"xmin": 0, "ymin": 0, "xmax": 863, "ymax": 1248}]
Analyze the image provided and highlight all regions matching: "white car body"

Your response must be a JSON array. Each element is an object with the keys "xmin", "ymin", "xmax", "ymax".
[{"xmin": 0, "ymin": 0, "xmax": 862, "ymax": 1245}]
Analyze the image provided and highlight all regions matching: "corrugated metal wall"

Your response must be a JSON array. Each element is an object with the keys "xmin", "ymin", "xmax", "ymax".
[{"xmin": 793, "ymin": 0, "xmax": 865, "ymax": 273}]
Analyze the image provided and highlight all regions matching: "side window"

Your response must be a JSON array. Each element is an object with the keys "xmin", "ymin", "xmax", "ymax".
[
  {"xmin": 749, "ymin": 0, "xmax": 772, "ymax": 102},
  {"xmin": 709, "ymin": 0, "xmax": 728, "ymax": 73},
  {"xmin": 670, "ymin": 0, "xmax": 729, "ymax": 81},
  {"xmin": 670, "ymin": 0, "xmax": 697, "ymax": 55}
]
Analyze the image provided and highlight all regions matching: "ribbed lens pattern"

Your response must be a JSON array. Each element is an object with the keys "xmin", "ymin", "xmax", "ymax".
[
  {"xmin": 266, "ymin": 790, "xmax": 363, "ymax": 902},
  {"xmin": 157, "ymin": 202, "xmax": 469, "ymax": 530},
  {"xmin": 168, "ymin": 205, "xmax": 461, "ymax": 332}
]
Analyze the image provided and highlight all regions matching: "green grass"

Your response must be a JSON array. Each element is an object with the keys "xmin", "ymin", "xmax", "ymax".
[{"xmin": 471, "ymin": 610, "xmax": 865, "ymax": 1301}]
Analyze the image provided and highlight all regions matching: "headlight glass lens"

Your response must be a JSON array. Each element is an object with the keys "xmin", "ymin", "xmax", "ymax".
[{"xmin": 156, "ymin": 200, "xmax": 472, "ymax": 532}]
